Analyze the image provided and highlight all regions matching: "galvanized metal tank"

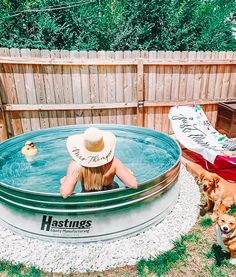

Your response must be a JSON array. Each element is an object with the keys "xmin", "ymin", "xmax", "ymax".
[{"xmin": 0, "ymin": 125, "xmax": 181, "ymax": 242}]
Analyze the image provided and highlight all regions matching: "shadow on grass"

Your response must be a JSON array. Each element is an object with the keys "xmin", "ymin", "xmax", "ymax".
[{"xmin": 206, "ymin": 244, "xmax": 230, "ymax": 267}]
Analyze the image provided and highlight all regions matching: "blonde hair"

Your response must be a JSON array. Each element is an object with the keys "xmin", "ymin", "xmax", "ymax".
[{"xmin": 79, "ymin": 164, "xmax": 108, "ymax": 192}]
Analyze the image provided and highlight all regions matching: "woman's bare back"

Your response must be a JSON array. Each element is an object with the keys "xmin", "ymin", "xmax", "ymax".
[{"xmin": 60, "ymin": 157, "xmax": 138, "ymax": 198}]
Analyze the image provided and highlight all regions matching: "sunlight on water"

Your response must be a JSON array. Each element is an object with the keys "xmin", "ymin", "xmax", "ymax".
[{"xmin": 0, "ymin": 127, "xmax": 179, "ymax": 193}]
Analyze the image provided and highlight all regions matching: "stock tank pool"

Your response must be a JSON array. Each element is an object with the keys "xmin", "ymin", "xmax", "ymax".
[{"xmin": 0, "ymin": 125, "xmax": 181, "ymax": 242}]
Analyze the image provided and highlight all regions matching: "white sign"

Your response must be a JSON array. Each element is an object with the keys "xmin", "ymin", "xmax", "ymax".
[{"xmin": 169, "ymin": 105, "xmax": 227, "ymax": 163}]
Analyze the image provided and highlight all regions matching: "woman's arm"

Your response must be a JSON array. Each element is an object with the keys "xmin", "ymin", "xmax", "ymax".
[
  {"xmin": 114, "ymin": 157, "xmax": 138, "ymax": 189},
  {"xmin": 60, "ymin": 160, "xmax": 80, "ymax": 198}
]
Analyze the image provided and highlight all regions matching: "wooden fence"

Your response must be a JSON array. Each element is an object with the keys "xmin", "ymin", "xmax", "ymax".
[{"xmin": 0, "ymin": 49, "xmax": 235, "ymax": 140}]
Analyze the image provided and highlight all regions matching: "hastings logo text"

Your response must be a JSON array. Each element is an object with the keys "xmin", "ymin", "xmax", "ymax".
[{"xmin": 41, "ymin": 215, "xmax": 92, "ymax": 233}]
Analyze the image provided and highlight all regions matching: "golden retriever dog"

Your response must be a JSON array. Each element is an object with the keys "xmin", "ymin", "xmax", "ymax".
[
  {"xmin": 216, "ymin": 205, "xmax": 236, "ymax": 264},
  {"xmin": 199, "ymin": 172, "xmax": 236, "ymax": 219},
  {"xmin": 181, "ymin": 157, "xmax": 236, "ymax": 219}
]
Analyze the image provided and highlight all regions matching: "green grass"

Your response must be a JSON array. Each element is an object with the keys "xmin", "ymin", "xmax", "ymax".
[
  {"xmin": 199, "ymin": 216, "xmax": 214, "ymax": 228},
  {"xmin": 137, "ymin": 233, "xmax": 199, "ymax": 277},
  {"xmin": 8, "ymin": 264, "xmax": 23, "ymax": 276},
  {"xmin": 204, "ymin": 264, "xmax": 228, "ymax": 277},
  {"xmin": 228, "ymin": 204, "xmax": 236, "ymax": 216},
  {"xmin": 0, "ymin": 260, "xmax": 42, "ymax": 277}
]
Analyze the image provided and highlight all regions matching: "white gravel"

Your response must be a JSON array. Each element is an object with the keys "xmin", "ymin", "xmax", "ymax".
[{"xmin": 0, "ymin": 166, "xmax": 200, "ymax": 274}]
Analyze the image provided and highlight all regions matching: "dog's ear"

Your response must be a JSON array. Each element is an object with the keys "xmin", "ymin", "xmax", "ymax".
[
  {"xmin": 199, "ymin": 172, "xmax": 205, "ymax": 182},
  {"xmin": 213, "ymin": 174, "xmax": 220, "ymax": 187},
  {"xmin": 232, "ymin": 212, "xmax": 236, "ymax": 219},
  {"xmin": 217, "ymin": 204, "xmax": 228, "ymax": 216}
]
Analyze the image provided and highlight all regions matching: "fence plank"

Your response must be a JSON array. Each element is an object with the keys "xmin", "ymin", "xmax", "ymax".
[
  {"xmin": 10, "ymin": 48, "xmax": 31, "ymax": 133},
  {"xmin": 0, "ymin": 48, "xmax": 23, "ymax": 136},
  {"xmin": 5, "ymin": 99, "xmax": 228, "ymax": 112},
  {"xmin": 178, "ymin": 51, "xmax": 188, "ymax": 101},
  {"xmin": 222, "ymin": 51, "xmax": 234, "ymax": 99},
  {"xmin": 89, "ymin": 51, "xmax": 100, "ymax": 124},
  {"xmin": 41, "ymin": 49, "xmax": 58, "ymax": 127},
  {"xmin": 228, "ymin": 52, "xmax": 236, "ymax": 99},
  {"xmin": 209, "ymin": 51, "xmax": 219, "ymax": 100},
  {"xmin": 155, "ymin": 107, "xmax": 163, "ymax": 132},
  {"xmin": 156, "ymin": 51, "xmax": 165, "ymax": 101},
  {"xmin": 211, "ymin": 104, "xmax": 218, "ymax": 127},
  {"xmin": 131, "ymin": 50, "xmax": 140, "ymax": 125},
  {"xmin": 70, "ymin": 50, "xmax": 84, "ymax": 125},
  {"xmin": 61, "ymin": 50, "xmax": 75, "ymax": 125},
  {"xmin": 20, "ymin": 49, "xmax": 41, "ymax": 131},
  {"xmin": 186, "ymin": 51, "xmax": 197, "ymax": 100},
  {"xmin": 80, "ymin": 51, "xmax": 92, "ymax": 124},
  {"xmin": 147, "ymin": 51, "xmax": 156, "ymax": 129},
  {"xmin": 137, "ymin": 58, "xmax": 144, "ymax": 127},
  {"xmin": 98, "ymin": 51, "xmax": 109, "ymax": 124},
  {"xmin": 115, "ymin": 51, "xmax": 124, "ymax": 125},
  {"xmin": 123, "ymin": 51, "xmax": 133, "ymax": 125},
  {"xmin": 51, "ymin": 50, "xmax": 67, "ymax": 126},
  {"xmin": 163, "ymin": 106, "xmax": 171, "ymax": 134},
  {"xmin": 31, "ymin": 49, "xmax": 50, "ymax": 129},
  {"xmin": 1, "ymin": 56, "xmax": 235, "ymax": 65},
  {"xmin": 106, "ymin": 51, "xmax": 117, "ymax": 124},
  {"xmin": 164, "ymin": 51, "xmax": 173, "ymax": 101},
  {"xmin": 0, "ymin": 95, "xmax": 8, "ymax": 141},
  {"xmin": 171, "ymin": 51, "xmax": 181, "ymax": 101},
  {"xmin": 154, "ymin": 51, "xmax": 163, "ymax": 131},
  {"xmin": 141, "ymin": 51, "xmax": 149, "ymax": 128},
  {"xmin": 164, "ymin": 51, "xmax": 174, "ymax": 133},
  {"xmin": 215, "ymin": 51, "xmax": 226, "ymax": 100},
  {"xmin": 194, "ymin": 51, "xmax": 206, "ymax": 100},
  {"xmin": 3, "ymin": 102, "xmax": 136, "ymax": 111},
  {"xmin": 0, "ymin": 56, "xmax": 13, "ymax": 137},
  {"xmin": 200, "ymin": 51, "xmax": 211, "ymax": 100},
  {"xmin": 0, "ymin": 57, "xmax": 137, "ymax": 65}
]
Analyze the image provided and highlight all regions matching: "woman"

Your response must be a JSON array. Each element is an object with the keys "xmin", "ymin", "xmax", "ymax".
[{"xmin": 60, "ymin": 127, "xmax": 138, "ymax": 198}]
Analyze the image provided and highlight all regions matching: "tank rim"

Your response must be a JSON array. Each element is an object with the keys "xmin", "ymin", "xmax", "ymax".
[{"xmin": 0, "ymin": 124, "xmax": 181, "ymax": 197}]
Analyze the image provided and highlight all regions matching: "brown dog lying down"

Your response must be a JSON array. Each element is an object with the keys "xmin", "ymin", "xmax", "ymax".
[
  {"xmin": 181, "ymin": 157, "xmax": 236, "ymax": 219},
  {"xmin": 216, "ymin": 204, "xmax": 236, "ymax": 265}
]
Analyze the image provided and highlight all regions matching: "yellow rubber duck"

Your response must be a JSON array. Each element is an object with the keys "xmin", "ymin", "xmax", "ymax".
[{"xmin": 21, "ymin": 141, "xmax": 38, "ymax": 162}]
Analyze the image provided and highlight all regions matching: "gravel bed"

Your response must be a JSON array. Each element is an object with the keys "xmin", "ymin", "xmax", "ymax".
[{"xmin": 0, "ymin": 166, "xmax": 200, "ymax": 274}]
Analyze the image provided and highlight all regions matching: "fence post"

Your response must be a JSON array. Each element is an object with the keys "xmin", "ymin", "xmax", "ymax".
[
  {"xmin": 137, "ymin": 58, "xmax": 144, "ymax": 127},
  {"xmin": 0, "ymin": 95, "xmax": 8, "ymax": 141}
]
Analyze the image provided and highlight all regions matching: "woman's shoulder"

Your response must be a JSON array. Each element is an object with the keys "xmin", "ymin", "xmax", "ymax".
[
  {"xmin": 112, "ymin": 156, "xmax": 119, "ymax": 163},
  {"xmin": 111, "ymin": 157, "xmax": 126, "ymax": 172},
  {"xmin": 69, "ymin": 160, "xmax": 81, "ymax": 171},
  {"xmin": 111, "ymin": 157, "xmax": 119, "ymax": 168},
  {"xmin": 112, "ymin": 157, "xmax": 122, "ymax": 166}
]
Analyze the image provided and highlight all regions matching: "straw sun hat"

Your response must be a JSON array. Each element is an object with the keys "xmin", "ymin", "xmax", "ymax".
[{"xmin": 67, "ymin": 127, "xmax": 116, "ymax": 167}]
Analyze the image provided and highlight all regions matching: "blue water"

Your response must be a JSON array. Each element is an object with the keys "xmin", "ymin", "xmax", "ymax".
[{"xmin": 0, "ymin": 126, "xmax": 180, "ymax": 193}]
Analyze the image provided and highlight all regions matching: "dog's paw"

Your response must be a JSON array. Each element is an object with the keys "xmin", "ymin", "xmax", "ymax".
[{"xmin": 229, "ymin": 258, "xmax": 236, "ymax": 265}]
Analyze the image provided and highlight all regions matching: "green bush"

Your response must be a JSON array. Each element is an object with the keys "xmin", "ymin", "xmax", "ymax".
[{"xmin": 0, "ymin": 0, "xmax": 235, "ymax": 51}]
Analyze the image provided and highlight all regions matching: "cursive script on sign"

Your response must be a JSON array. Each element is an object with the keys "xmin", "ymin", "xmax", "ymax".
[
  {"xmin": 72, "ymin": 147, "xmax": 112, "ymax": 164},
  {"xmin": 171, "ymin": 114, "xmax": 220, "ymax": 151}
]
